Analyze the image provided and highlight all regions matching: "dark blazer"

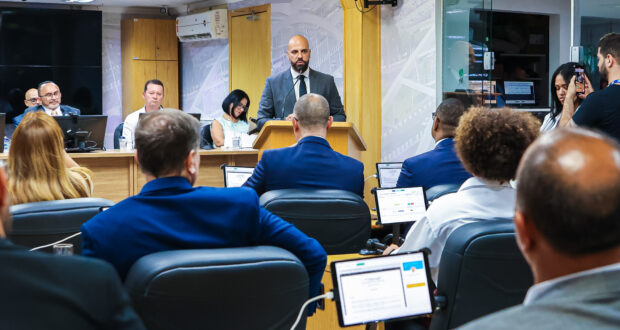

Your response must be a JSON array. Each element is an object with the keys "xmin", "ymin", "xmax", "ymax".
[
  {"xmin": 0, "ymin": 239, "xmax": 144, "ymax": 330},
  {"xmin": 243, "ymin": 136, "xmax": 364, "ymax": 197},
  {"xmin": 396, "ymin": 138, "xmax": 472, "ymax": 190},
  {"xmin": 256, "ymin": 68, "xmax": 346, "ymax": 130},
  {"xmin": 14, "ymin": 104, "xmax": 81, "ymax": 125},
  {"xmin": 81, "ymin": 177, "xmax": 327, "ymax": 306}
]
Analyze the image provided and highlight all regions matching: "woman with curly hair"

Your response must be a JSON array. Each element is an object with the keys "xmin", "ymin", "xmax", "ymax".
[
  {"xmin": 9, "ymin": 111, "xmax": 93, "ymax": 204},
  {"xmin": 391, "ymin": 107, "xmax": 540, "ymax": 283}
]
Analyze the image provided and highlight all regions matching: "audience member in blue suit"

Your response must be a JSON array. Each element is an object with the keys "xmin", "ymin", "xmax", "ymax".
[
  {"xmin": 243, "ymin": 93, "xmax": 364, "ymax": 197},
  {"xmin": 396, "ymin": 98, "xmax": 471, "ymax": 190},
  {"xmin": 81, "ymin": 109, "xmax": 327, "ymax": 313},
  {"xmin": 14, "ymin": 81, "xmax": 80, "ymax": 125}
]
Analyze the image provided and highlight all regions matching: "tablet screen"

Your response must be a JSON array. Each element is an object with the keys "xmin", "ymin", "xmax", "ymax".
[
  {"xmin": 223, "ymin": 166, "xmax": 254, "ymax": 187},
  {"xmin": 376, "ymin": 162, "xmax": 403, "ymax": 188},
  {"xmin": 374, "ymin": 187, "xmax": 427, "ymax": 224},
  {"xmin": 331, "ymin": 252, "xmax": 434, "ymax": 327}
]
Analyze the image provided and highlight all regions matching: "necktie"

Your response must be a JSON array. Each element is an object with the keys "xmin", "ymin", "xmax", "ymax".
[{"xmin": 298, "ymin": 75, "xmax": 307, "ymax": 98}]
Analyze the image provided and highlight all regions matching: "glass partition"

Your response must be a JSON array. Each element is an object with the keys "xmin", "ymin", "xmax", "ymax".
[{"xmin": 442, "ymin": 0, "xmax": 493, "ymax": 108}]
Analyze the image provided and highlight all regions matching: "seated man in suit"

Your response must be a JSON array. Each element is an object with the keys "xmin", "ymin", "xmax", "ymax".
[
  {"xmin": 396, "ymin": 98, "xmax": 472, "ymax": 191},
  {"xmin": 389, "ymin": 107, "xmax": 540, "ymax": 283},
  {"xmin": 14, "ymin": 81, "xmax": 80, "ymax": 125},
  {"xmin": 81, "ymin": 109, "xmax": 326, "ymax": 312},
  {"xmin": 461, "ymin": 128, "xmax": 620, "ymax": 329},
  {"xmin": 243, "ymin": 93, "xmax": 364, "ymax": 197},
  {"xmin": 24, "ymin": 88, "xmax": 40, "ymax": 109},
  {"xmin": 0, "ymin": 169, "xmax": 144, "ymax": 329},
  {"xmin": 256, "ymin": 35, "xmax": 345, "ymax": 131}
]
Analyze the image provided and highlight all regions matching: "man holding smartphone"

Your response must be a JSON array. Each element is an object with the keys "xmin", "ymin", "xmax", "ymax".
[{"xmin": 559, "ymin": 33, "xmax": 620, "ymax": 142}]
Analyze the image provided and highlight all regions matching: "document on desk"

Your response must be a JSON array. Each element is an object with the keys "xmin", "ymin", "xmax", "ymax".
[{"xmin": 241, "ymin": 134, "xmax": 257, "ymax": 148}]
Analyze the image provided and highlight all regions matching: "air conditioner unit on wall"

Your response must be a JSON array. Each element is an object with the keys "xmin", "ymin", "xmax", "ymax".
[{"xmin": 176, "ymin": 9, "xmax": 228, "ymax": 42}]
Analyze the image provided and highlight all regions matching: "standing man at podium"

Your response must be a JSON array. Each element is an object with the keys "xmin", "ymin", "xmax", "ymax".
[
  {"xmin": 256, "ymin": 35, "xmax": 346, "ymax": 131},
  {"xmin": 244, "ymin": 93, "xmax": 363, "ymax": 197}
]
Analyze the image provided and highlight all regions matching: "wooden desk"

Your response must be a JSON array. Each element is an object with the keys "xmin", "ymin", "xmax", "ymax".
[
  {"xmin": 1, "ymin": 149, "xmax": 259, "ymax": 203},
  {"xmin": 307, "ymin": 254, "xmax": 385, "ymax": 330}
]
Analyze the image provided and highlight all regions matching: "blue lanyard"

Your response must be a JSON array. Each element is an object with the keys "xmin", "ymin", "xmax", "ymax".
[{"xmin": 609, "ymin": 79, "xmax": 620, "ymax": 87}]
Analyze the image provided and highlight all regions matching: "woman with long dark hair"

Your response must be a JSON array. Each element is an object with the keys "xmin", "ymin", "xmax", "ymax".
[{"xmin": 541, "ymin": 62, "xmax": 592, "ymax": 131}]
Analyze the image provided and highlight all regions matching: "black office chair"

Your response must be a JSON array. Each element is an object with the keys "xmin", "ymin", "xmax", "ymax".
[
  {"xmin": 113, "ymin": 122, "xmax": 124, "ymax": 149},
  {"xmin": 260, "ymin": 189, "xmax": 371, "ymax": 254},
  {"xmin": 425, "ymin": 183, "xmax": 461, "ymax": 202},
  {"xmin": 9, "ymin": 197, "xmax": 114, "ymax": 254},
  {"xmin": 124, "ymin": 246, "xmax": 309, "ymax": 330},
  {"xmin": 429, "ymin": 219, "xmax": 533, "ymax": 330},
  {"xmin": 200, "ymin": 123, "xmax": 213, "ymax": 149}
]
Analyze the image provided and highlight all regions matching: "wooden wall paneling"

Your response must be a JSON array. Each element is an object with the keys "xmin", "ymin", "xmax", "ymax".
[
  {"xmin": 128, "ymin": 19, "xmax": 157, "ymax": 60},
  {"xmin": 156, "ymin": 61, "xmax": 179, "ymax": 109},
  {"xmin": 229, "ymin": 5, "xmax": 271, "ymax": 120},
  {"xmin": 340, "ymin": 1, "xmax": 382, "ymax": 209}
]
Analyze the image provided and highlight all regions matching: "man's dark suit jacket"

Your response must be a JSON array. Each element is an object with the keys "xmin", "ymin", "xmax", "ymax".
[
  {"xmin": 256, "ymin": 68, "xmax": 346, "ymax": 130},
  {"xmin": 243, "ymin": 136, "xmax": 364, "ymax": 197},
  {"xmin": 14, "ymin": 104, "xmax": 81, "ymax": 125},
  {"xmin": 0, "ymin": 239, "xmax": 144, "ymax": 330},
  {"xmin": 396, "ymin": 138, "xmax": 472, "ymax": 190}
]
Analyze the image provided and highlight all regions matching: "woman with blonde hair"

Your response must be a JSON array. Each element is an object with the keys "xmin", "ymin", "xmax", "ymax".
[{"xmin": 9, "ymin": 111, "xmax": 93, "ymax": 204}]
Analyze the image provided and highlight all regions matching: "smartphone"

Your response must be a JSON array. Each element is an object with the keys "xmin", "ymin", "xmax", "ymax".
[{"xmin": 575, "ymin": 67, "xmax": 586, "ymax": 95}]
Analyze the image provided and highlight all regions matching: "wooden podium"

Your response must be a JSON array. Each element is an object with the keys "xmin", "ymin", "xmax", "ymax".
[{"xmin": 253, "ymin": 121, "xmax": 366, "ymax": 160}]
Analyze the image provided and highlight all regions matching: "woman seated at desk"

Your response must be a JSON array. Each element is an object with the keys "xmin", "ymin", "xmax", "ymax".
[
  {"xmin": 8, "ymin": 111, "xmax": 93, "ymax": 204},
  {"xmin": 211, "ymin": 89, "xmax": 250, "ymax": 148}
]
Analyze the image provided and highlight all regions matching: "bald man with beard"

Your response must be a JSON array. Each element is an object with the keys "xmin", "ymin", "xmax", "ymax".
[
  {"xmin": 460, "ymin": 128, "xmax": 620, "ymax": 329},
  {"xmin": 256, "ymin": 35, "xmax": 345, "ymax": 130}
]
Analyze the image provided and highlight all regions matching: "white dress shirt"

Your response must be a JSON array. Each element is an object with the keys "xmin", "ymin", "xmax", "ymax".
[
  {"xmin": 43, "ymin": 106, "xmax": 61, "ymax": 116},
  {"xmin": 121, "ymin": 107, "xmax": 146, "ymax": 150},
  {"xmin": 397, "ymin": 176, "xmax": 516, "ymax": 283},
  {"xmin": 290, "ymin": 67, "xmax": 310, "ymax": 101}
]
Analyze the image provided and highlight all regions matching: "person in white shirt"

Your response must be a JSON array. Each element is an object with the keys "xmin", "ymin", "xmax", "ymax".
[
  {"xmin": 121, "ymin": 79, "xmax": 164, "ymax": 149},
  {"xmin": 459, "ymin": 127, "xmax": 620, "ymax": 329},
  {"xmin": 388, "ymin": 107, "xmax": 540, "ymax": 283}
]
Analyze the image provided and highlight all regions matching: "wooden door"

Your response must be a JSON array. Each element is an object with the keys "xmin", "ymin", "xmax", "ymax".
[
  {"xmin": 128, "ymin": 19, "xmax": 157, "ymax": 60},
  {"xmin": 229, "ymin": 5, "xmax": 271, "ymax": 120},
  {"xmin": 156, "ymin": 20, "xmax": 178, "ymax": 61},
  {"xmin": 156, "ymin": 61, "xmax": 179, "ymax": 109}
]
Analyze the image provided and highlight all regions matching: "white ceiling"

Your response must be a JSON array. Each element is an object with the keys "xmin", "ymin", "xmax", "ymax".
[{"xmin": 0, "ymin": 0, "xmax": 238, "ymax": 8}]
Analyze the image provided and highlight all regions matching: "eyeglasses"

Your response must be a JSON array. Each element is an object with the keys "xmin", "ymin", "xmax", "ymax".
[
  {"xmin": 235, "ymin": 104, "xmax": 248, "ymax": 111},
  {"xmin": 431, "ymin": 112, "xmax": 437, "ymax": 120},
  {"xmin": 25, "ymin": 98, "xmax": 38, "ymax": 103},
  {"xmin": 41, "ymin": 91, "xmax": 60, "ymax": 99}
]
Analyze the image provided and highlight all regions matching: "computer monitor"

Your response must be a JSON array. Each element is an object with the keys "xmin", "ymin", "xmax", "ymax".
[
  {"xmin": 374, "ymin": 187, "xmax": 427, "ymax": 225},
  {"xmin": 504, "ymin": 81, "xmax": 535, "ymax": 105},
  {"xmin": 222, "ymin": 165, "xmax": 254, "ymax": 187},
  {"xmin": 376, "ymin": 162, "xmax": 403, "ymax": 188},
  {"xmin": 331, "ymin": 251, "xmax": 435, "ymax": 327},
  {"xmin": 54, "ymin": 115, "xmax": 107, "ymax": 152}
]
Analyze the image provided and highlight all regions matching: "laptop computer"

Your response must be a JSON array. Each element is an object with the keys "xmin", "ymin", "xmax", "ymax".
[
  {"xmin": 331, "ymin": 251, "xmax": 435, "ymax": 327},
  {"xmin": 139, "ymin": 112, "xmax": 201, "ymax": 121},
  {"xmin": 222, "ymin": 165, "xmax": 255, "ymax": 187},
  {"xmin": 373, "ymin": 187, "xmax": 427, "ymax": 225},
  {"xmin": 376, "ymin": 162, "xmax": 403, "ymax": 188}
]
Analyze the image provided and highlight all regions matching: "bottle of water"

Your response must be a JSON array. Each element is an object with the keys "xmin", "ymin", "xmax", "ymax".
[
  {"xmin": 119, "ymin": 136, "xmax": 127, "ymax": 150},
  {"xmin": 3, "ymin": 136, "xmax": 9, "ymax": 153}
]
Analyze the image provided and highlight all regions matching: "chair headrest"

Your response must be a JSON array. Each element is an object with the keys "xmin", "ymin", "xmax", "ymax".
[
  {"xmin": 125, "ymin": 246, "xmax": 306, "ymax": 292},
  {"xmin": 10, "ymin": 197, "xmax": 114, "ymax": 215}
]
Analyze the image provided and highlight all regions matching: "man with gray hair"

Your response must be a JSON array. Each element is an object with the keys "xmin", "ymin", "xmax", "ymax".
[
  {"xmin": 243, "ymin": 93, "xmax": 364, "ymax": 196},
  {"xmin": 81, "ymin": 110, "xmax": 327, "ymax": 307}
]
